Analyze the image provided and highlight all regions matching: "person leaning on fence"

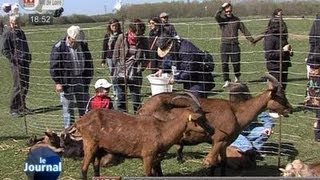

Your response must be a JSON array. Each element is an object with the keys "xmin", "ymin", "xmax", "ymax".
[
  {"xmin": 305, "ymin": 14, "xmax": 320, "ymax": 142},
  {"xmin": 147, "ymin": 16, "xmax": 163, "ymax": 73},
  {"xmin": 50, "ymin": 25, "xmax": 93, "ymax": 129},
  {"xmin": 85, "ymin": 79, "xmax": 113, "ymax": 113},
  {"xmin": 215, "ymin": 2, "xmax": 255, "ymax": 88},
  {"xmin": 263, "ymin": 10, "xmax": 293, "ymax": 91},
  {"xmin": 0, "ymin": 15, "xmax": 33, "ymax": 118},
  {"xmin": 112, "ymin": 19, "xmax": 149, "ymax": 113},
  {"xmin": 155, "ymin": 34, "xmax": 215, "ymax": 98}
]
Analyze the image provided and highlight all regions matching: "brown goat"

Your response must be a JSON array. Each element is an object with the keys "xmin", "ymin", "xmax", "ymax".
[
  {"xmin": 279, "ymin": 159, "xmax": 320, "ymax": 177},
  {"xmin": 33, "ymin": 128, "xmax": 122, "ymax": 167},
  {"xmin": 28, "ymin": 130, "xmax": 63, "ymax": 154},
  {"xmin": 73, "ymin": 93, "xmax": 206, "ymax": 179},
  {"xmin": 138, "ymin": 73, "xmax": 293, "ymax": 175}
]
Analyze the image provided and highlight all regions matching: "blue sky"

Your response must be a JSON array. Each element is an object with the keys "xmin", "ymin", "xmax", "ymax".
[{"xmin": 0, "ymin": 0, "xmax": 188, "ymax": 15}]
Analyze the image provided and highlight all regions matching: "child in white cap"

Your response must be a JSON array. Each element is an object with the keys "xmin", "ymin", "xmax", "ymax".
[{"xmin": 85, "ymin": 79, "xmax": 113, "ymax": 113}]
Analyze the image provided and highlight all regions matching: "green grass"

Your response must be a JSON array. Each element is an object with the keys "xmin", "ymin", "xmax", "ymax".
[{"xmin": 0, "ymin": 17, "xmax": 319, "ymax": 179}]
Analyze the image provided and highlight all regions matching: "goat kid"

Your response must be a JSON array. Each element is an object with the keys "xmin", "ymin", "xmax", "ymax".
[
  {"xmin": 138, "ymin": 73, "xmax": 293, "ymax": 176},
  {"xmin": 280, "ymin": 159, "xmax": 320, "ymax": 177},
  {"xmin": 74, "ymin": 93, "xmax": 206, "ymax": 179},
  {"xmin": 27, "ymin": 130, "xmax": 63, "ymax": 154}
]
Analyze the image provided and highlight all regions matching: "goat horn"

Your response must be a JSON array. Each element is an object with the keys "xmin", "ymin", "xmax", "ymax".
[
  {"xmin": 69, "ymin": 134, "xmax": 83, "ymax": 141},
  {"xmin": 264, "ymin": 73, "xmax": 280, "ymax": 87},
  {"xmin": 171, "ymin": 92, "xmax": 201, "ymax": 112},
  {"xmin": 65, "ymin": 125, "xmax": 76, "ymax": 134},
  {"xmin": 279, "ymin": 168, "xmax": 286, "ymax": 172}
]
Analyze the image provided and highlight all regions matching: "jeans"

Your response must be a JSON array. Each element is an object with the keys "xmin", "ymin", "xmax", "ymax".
[
  {"xmin": 231, "ymin": 127, "xmax": 269, "ymax": 153},
  {"xmin": 60, "ymin": 92, "xmax": 74, "ymax": 129},
  {"xmin": 106, "ymin": 58, "xmax": 118, "ymax": 100},
  {"xmin": 60, "ymin": 83, "xmax": 90, "ymax": 129},
  {"xmin": 106, "ymin": 58, "xmax": 114, "ymax": 75}
]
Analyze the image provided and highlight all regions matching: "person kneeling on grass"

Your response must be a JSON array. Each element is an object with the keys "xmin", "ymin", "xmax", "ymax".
[{"xmin": 85, "ymin": 79, "xmax": 113, "ymax": 113}]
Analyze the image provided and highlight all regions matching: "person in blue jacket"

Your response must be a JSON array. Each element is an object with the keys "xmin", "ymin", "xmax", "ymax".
[
  {"xmin": 156, "ymin": 34, "xmax": 215, "ymax": 98},
  {"xmin": 50, "ymin": 25, "xmax": 93, "ymax": 128},
  {"xmin": 228, "ymin": 83, "xmax": 274, "ymax": 157}
]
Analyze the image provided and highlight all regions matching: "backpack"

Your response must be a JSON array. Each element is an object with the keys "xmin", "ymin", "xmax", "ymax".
[{"xmin": 199, "ymin": 51, "xmax": 214, "ymax": 72}]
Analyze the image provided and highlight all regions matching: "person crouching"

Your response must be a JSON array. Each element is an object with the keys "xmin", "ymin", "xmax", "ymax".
[{"xmin": 85, "ymin": 79, "xmax": 113, "ymax": 113}]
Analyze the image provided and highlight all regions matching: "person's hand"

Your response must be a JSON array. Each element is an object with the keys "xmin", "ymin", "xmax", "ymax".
[
  {"xmin": 264, "ymin": 128, "xmax": 273, "ymax": 136},
  {"xmin": 55, "ymin": 84, "xmax": 63, "ymax": 93},
  {"xmin": 168, "ymin": 76, "xmax": 175, "ymax": 84},
  {"xmin": 154, "ymin": 69, "xmax": 163, "ymax": 77},
  {"xmin": 283, "ymin": 44, "xmax": 292, "ymax": 52},
  {"xmin": 251, "ymin": 39, "xmax": 257, "ymax": 45}
]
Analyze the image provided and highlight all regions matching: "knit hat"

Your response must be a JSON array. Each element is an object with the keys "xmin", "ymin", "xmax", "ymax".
[{"xmin": 67, "ymin": 25, "xmax": 80, "ymax": 39}]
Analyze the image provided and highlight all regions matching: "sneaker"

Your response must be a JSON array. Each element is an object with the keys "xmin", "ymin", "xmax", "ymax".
[
  {"xmin": 234, "ymin": 77, "xmax": 240, "ymax": 83},
  {"xmin": 10, "ymin": 112, "xmax": 22, "ymax": 118},
  {"xmin": 222, "ymin": 81, "xmax": 230, "ymax": 88}
]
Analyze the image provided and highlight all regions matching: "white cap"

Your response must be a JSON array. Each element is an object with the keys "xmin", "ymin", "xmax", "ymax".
[
  {"xmin": 160, "ymin": 12, "xmax": 169, "ymax": 18},
  {"xmin": 94, "ymin": 79, "xmax": 112, "ymax": 89},
  {"xmin": 9, "ymin": 15, "xmax": 19, "ymax": 23},
  {"xmin": 67, "ymin": 25, "xmax": 80, "ymax": 39}
]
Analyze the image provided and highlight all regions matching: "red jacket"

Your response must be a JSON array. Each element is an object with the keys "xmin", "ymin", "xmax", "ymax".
[{"xmin": 85, "ymin": 95, "xmax": 113, "ymax": 113}]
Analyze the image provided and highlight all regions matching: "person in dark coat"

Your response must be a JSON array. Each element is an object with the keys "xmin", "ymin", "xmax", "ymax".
[
  {"xmin": 50, "ymin": 25, "xmax": 93, "ymax": 128},
  {"xmin": 305, "ymin": 14, "xmax": 320, "ymax": 142},
  {"xmin": 159, "ymin": 12, "xmax": 180, "ymax": 40},
  {"xmin": 156, "ymin": 34, "xmax": 215, "ymax": 98},
  {"xmin": 215, "ymin": 2, "xmax": 255, "ymax": 88},
  {"xmin": 263, "ymin": 11, "xmax": 292, "ymax": 90},
  {"xmin": 1, "ymin": 15, "xmax": 32, "ymax": 117}
]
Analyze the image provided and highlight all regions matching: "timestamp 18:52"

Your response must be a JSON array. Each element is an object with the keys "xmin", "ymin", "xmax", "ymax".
[{"xmin": 29, "ymin": 14, "xmax": 53, "ymax": 25}]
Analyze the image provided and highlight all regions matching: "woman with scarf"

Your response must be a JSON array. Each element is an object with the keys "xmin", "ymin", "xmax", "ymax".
[{"xmin": 112, "ymin": 19, "xmax": 149, "ymax": 113}]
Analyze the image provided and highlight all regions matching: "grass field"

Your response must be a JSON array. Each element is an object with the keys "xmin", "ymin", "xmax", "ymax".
[{"xmin": 0, "ymin": 17, "xmax": 319, "ymax": 179}]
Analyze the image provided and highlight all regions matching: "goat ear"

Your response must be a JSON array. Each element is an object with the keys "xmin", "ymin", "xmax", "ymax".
[
  {"xmin": 44, "ymin": 131, "xmax": 52, "ymax": 137},
  {"xmin": 279, "ymin": 168, "xmax": 286, "ymax": 172}
]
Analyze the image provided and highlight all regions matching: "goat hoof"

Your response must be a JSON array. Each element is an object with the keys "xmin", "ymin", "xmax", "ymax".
[{"xmin": 203, "ymin": 157, "xmax": 214, "ymax": 168}]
